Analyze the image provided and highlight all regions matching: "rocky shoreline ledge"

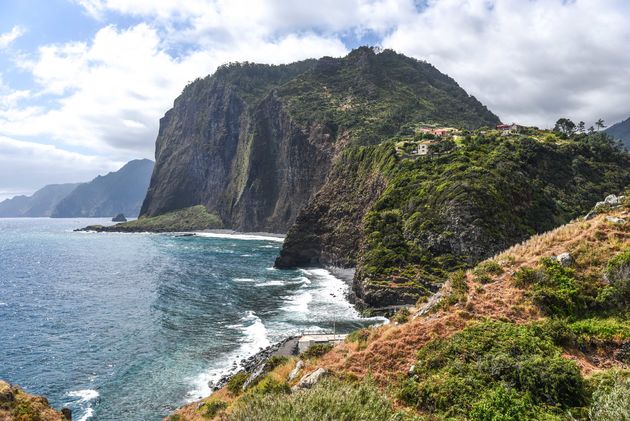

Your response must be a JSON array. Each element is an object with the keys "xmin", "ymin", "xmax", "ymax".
[{"xmin": 208, "ymin": 336, "xmax": 299, "ymax": 393}]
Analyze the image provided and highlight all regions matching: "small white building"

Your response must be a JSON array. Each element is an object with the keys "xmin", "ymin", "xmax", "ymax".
[
  {"xmin": 298, "ymin": 334, "xmax": 347, "ymax": 354},
  {"xmin": 415, "ymin": 141, "xmax": 434, "ymax": 155}
]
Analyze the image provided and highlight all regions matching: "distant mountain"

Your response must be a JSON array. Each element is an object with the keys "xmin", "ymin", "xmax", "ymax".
[
  {"xmin": 605, "ymin": 116, "xmax": 630, "ymax": 149},
  {"xmin": 51, "ymin": 159, "xmax": 154, "ymax": 218},
  {"xmin": 0, "ymin": 183, "xmax": 81, "ymax": 217}
]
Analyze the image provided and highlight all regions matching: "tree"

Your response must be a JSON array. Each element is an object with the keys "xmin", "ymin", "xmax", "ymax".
[
  {"xmin": 595, "ymin": 119, "xmax": 606, "ymax": 131},
  {"xmin": 554, "ymin": 118, "xmax": 576, "ymax": 136},
  {"xmin": 588, "ymin": 126, "xmax": 595, "ymax": 134},
  {"xmin": 577, "ymin": 121, "xmax": 586, "ymax": 133}
]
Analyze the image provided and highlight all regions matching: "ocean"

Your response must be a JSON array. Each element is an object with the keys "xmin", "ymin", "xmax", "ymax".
[{"xmin": 0, "ymin": 218, "xmax": 383, "ymax": 420}]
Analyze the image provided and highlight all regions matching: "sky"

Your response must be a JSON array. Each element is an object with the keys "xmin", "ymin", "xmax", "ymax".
[{"xmin": 0, "ymin": 0, "xmax": 629, "ymax": 200}]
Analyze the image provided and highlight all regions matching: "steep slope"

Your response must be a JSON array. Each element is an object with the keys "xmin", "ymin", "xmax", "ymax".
[
  {"xmin": 174, "ymin": 194, "xmax": 630, "ymax": 420},
  {"xmin": 51, "ymin": 159, "xmax": 153, "ymax": 218},
  {"xmin": 0, "ymin": 183, "xmax": 80, "ymax": 217},
  {"xmin": 0, "ymin": 380, "xmax": 68, "ymax": 420},
  {"xmin": 277, "ymin": 130, "xmax": 630, "ymax": 308},
  {"xmin": 606, "ymin": 116, "xmax": 630, "ymax": 149},
  {"xmin": 140, "ymin": 47, "xmax": 499, "ymax": 233}
]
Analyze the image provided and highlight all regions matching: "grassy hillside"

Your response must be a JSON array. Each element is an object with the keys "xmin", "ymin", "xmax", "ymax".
[
  {"xmin": 172, "ymin": 193, "xmax": 630, "ymax": 420},
  {"xmin": 80, "ymin": 205, "xmax": 222, "ymax": 233}
]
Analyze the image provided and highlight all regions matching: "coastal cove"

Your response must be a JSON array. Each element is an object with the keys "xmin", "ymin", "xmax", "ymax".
[{"xmin": 0, "ymin": 218, "xmax": 383, "ymax": 420}]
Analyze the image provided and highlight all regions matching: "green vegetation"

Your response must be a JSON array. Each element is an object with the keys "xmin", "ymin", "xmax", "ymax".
[
  {"xmin": 392, "ymin": 307, "xmax": 411, "ymax": 323},
  {"xmin": 473, "ymin": 260, "xmax": 504, "ymax": 284},
  {"xmin": 399, "ymin": 320, "xmax": 586, "ymax": 419},
  {"xmin": 588, "ymin": 371, "xmax": 630, "ymax": 420},
  {"xmin": 301, "ymin": 343, "xmax": 333, "ymax": 359},
  {"xmin": 515, "ymin": 249, "xmax": 630, "ymax": 318},
  {"xmin": 229, "ymin": 378, "xmax": 406, "ymax": 421},
  {"xmin": 436, "ymin": 270, "xmax": 468, "ymax": 310},
  {"xmin": 357, "ymin": 131, "xmax": 629, "ymax": 305},
  {"xmin": 227, "ymin": 371, "xmax": 249, "ymax": 394},
  {"xmin": 82, "ymin": 205, "xmax": 222, "ymax": 233},
  {"xmin": 201, "ymin": 400, "xmax": 228, "ymax": 418}
]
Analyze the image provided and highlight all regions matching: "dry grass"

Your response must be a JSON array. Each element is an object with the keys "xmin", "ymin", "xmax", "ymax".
[{"xmin": 171, "ymin": 205, "xmax": 630, "ymax": 419}]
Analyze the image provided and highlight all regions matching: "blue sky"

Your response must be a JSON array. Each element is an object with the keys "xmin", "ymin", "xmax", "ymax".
[{"xmin": 0, "ymin": 0, "xmax": 629, "ymax": 200}]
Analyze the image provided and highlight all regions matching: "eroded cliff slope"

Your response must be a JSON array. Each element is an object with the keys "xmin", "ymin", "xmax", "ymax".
[{"xmin": 140, "ymin": 47, "xmax": 499, "ymax": 233}]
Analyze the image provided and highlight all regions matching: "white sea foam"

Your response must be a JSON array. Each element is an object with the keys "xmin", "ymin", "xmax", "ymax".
[
  {"xmin": 254, "ymin": 280, "xmax": 284, "ymax": 287},
  {"xmin": 232, "ymin": 277, "xmax": 256, "ymax": 283},
  {"xmin": 187, "ymin": 311, "xmax": 270, "ymax": 401},
  {"xmin": 282, "ymin": 291, "xmax": 312, "ymax": 313},
  {"xmin": 65, "ymin": 389, "xmax": 99, "ymax": 421},
  {"xmin": 195, "ymin": 232, "xmax": 284, "ymax": 243}
]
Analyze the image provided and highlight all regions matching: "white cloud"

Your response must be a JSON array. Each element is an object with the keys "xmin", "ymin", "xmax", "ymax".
[
  {"xmin": 382, "ymin": 0, "xmax": 630, "ymax": 127},
  {"xmin": 1, "ymin": 23, "xmax": 347, "ymax": 159},
  {"xmin": 0, "ymin": 136, "xmax": 123, "ymax": 198},
  {"xmin": 0, "ymin": 26, "xmax": 25, "ymax": 49}
]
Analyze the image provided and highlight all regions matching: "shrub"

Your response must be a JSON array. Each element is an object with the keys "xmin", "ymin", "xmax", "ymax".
[
  {"xmin": 202, "ymin": 400, "xmax": 227, "ymax": 418},
  {"xmin": 230, "ymin": 378, "xmax": 401, "ymax": 421},
  {"xmin": 227, "ymin": 371, "xmax": 249, "ymax": 394},
  {"xmin": 301, "ymin": 343, "xmax": 333, "ymax": 359},
  {"xmin": 400, "ymin": 320, "xmax": 587, "ymax": 418},
  {"xmin": 602, "ymin": 249, "xmax": 630, "ymax": 308},
  {"xmin": 264, "ymin": 355, "xmax": 288, "ymax": 371},
  {"xmin": 249, "ymin": 376, "xmax": 290, "ymax": 396},
  {"xmin": 392, "ymin": 307, "xmax": 410, "ymax": 323},
  {"xmin": 589, "ymin": 371, "xmax": 630, "ymax": 420},
  {"xmin": 469, "ymin": 386, "xmax": 537, "ymax": 420},
  {"xmin": 473, "ymin": 260, "xmax": 505, "ymax": 284}
]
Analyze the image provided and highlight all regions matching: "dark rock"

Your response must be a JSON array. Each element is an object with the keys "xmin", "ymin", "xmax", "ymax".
[
  {"xmin": 0, "ymin": 380, "xmax": 14, "ymax": 402},
  {"xmin": 61, "ymin": 407, "xmax": 72, "ymax": 420},
  {"xmin": 112, "ymin": 213, "xmax": 127, "ymax": 222}
]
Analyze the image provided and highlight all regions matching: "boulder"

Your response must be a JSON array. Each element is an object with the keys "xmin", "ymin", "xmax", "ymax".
[
  {"xmin": 606, "ymin": 216, "xmax": 626, "ymax": 225},
  {"xmin": 291, "ymin": 368, "xmax": 327, "ymax": 392},
  {"xmin": 604, "ymin": 194, "xmax": 620, "ymax": 206},
  {"xmin": 554, "ymin": 252, "xmax": 573, "ymax": 267},
  {"xmin": 61, "ymin": 407, "xmax": 72, "ymax": 420},
  {"xmin": 287, "ymin": 360, "xmax": 304, "ymax": 382},
  {"xmin": 0, "ymin": 380, "xmax": 14, "ymax": 403},
  {"xmin": 112, "ymin": 213, "xmax": 127, "ymax": 222}
]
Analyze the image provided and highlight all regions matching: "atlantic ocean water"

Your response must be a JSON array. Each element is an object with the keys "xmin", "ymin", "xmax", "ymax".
[{"xmin": 0, "ymin": 218, "xmax": 383, "ymax": 420}]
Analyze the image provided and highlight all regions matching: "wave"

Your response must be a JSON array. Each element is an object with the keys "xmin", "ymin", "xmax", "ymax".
[
  {"xmin": 254, "ymin": 280, "xmax": 285, "ymax": 287},
  {"xmin": 65, "ymin": 389, "xmax": 99, "ymax": 421},
  {"xmin": 187, "ymin": 311, "xmax": 270, "ymax": 401},
  {"xmin": 195, "ymin": 232, "xmax": 285, "ymax": 243},
  {"xmin": 282, "ymin": 291, "xmax": 312, "ymax": 313},
  {"xmin": 232, "ymin": 277, "xmax": 256, "ymax": 283}
]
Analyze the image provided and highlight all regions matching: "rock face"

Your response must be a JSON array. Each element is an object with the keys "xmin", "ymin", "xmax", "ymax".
[
  {"xmin": 0, "ymin": 380, "xmax": 66, "ymax": 420},
  {"xmin": 0, "ymin": 183, "xmax": 81, "ymax": 217},
  {"xmin": 140, "ymin": 47, "xmax": 499, "ymax": 233},
  {"xmin": 291, "ymin": 368, "xmax": 327, "ymax": 392},
  {"xmin": 51, "ymin": 159, "xmax": 154, "ymax": 218}
]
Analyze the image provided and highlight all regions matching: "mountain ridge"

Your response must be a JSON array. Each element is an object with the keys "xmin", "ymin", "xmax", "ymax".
[{"xmin": 140, "ymin": 47, "xmax": 500, "ymax": 233}]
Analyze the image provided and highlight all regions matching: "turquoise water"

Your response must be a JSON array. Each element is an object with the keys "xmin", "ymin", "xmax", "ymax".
[{"xmin": 0, "ymin": 218, "xmax": 381, "ymax": 420}]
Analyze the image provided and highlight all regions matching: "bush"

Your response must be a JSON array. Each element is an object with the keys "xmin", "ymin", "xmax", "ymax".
[
  {"xmin": 202, "ymin": 400, "xmax": 228, "ymax": 418},
  {"xmin": 400, "ymin": 320, "xmax": 587, "ymax": 418},
  {"xmin": 301, "ymin": 343, "xmax": 333, "ymax": 359},
  {"xmin": 227, "ymin": 371, "xmax": 249, "ymax": 394},
  {"xmin": 264, "ymin": 355, "xmax": 288, "ymax": 371},
  {"xmin": 469, "ymin": 386, "xmax": 538, "ymax": 421},
  {"xmin": 589, "ymin": 371, "xmax": 630, "ymax": 420},
  {"xmin": 392, "ymin": 307, "xmax": 410, "ymax": 323},
  {"xmin": 230, "ymin": 378, "xmax": 401, "ymax": 421},
  {"xmin": 249, "ymin": 376, "xmax": 290, "ymax": 396},
  {"xmin": 473, "ymin": 260, "xmax": 505, "ymax": 283},
  {"xmin": 602, "ymin": 249, "xmax": 630, "ymax": 308}
]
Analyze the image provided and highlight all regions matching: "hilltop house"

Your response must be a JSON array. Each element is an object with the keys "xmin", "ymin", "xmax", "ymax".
[
  {"xmin": 414, "ymin": 140, "xmax": 435, "ymax": 155},
  {"xmin": 496, "ymin": 123, "xmax": 523, "ymax": 135},
  {"xmin": 419, "ymin": 127, "xmax": 458, "ymax": 137}
]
